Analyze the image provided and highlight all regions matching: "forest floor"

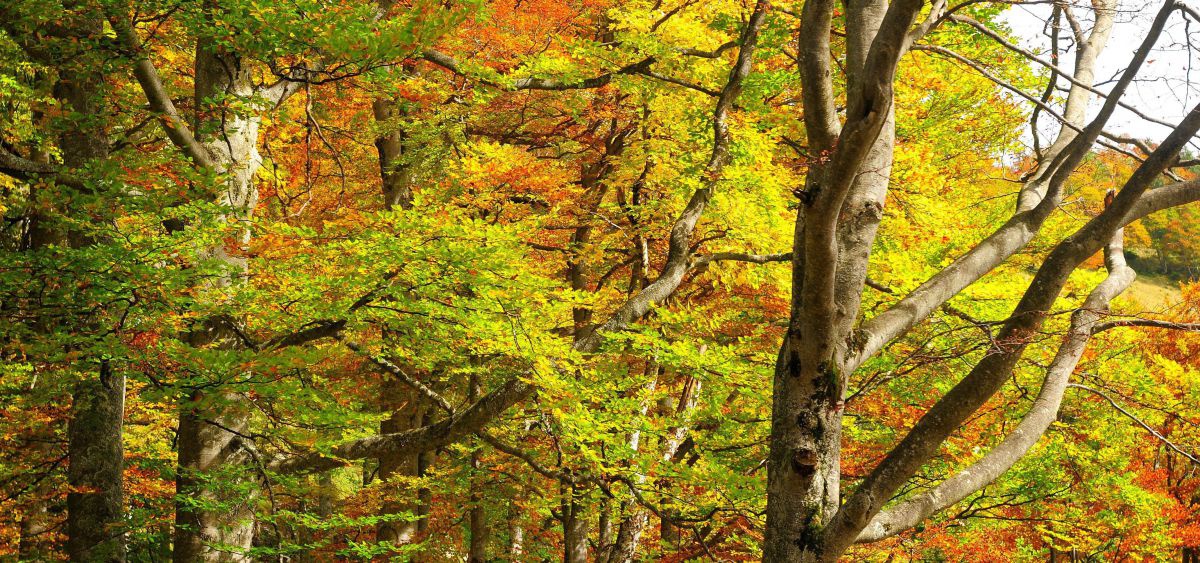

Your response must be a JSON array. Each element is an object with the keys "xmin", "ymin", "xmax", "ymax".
[{"xmin": 1127, "ymin": 274, "xmax": 1184, "ymax": 311}]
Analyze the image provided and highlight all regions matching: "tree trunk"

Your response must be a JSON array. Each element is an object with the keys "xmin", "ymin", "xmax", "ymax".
[
  {"xmin": 606, "ymin": 372, "xmax": 700, "ymax": 563},
  {"xmin": 53, "ymin": 20, "xmax": 126, "ymax": 558},
  {"xmin": 174, "ymin": 386, "xmax": 256, "ymax": 562},
  {"xmin": 376, "ymin": 379, "xmax": 426, "ymax": 545},
  {"xmin": 173, "ymin": 37, "xmax": 264, "ymax": 562},
  {"xmin": 563, "ymin": 485, "xmax": 590, "ymax": 563},
  {"xmin": 508, "ymin": 502, "xmax": 525, "ymax": 558},
  {"xmin": 67, "ymin": 362, "xmax": 126, "ymax": 562},
  {"xmin": 763, "ymin": 316, "xmax": 846, "ymax": 562},
  {"xmin": 763, "ymin": 0, "xmax": 896, "ymax": 557},
  {"xmin": 18, "ymin": 481, "xmax": 53, "ymax": 560},
  {"xmin": 371, "ymin": 90, "xmax": 430, "ymax": 550},
  {"xmin": 467, "ymin": 373, "xmax": 488, "ymax": 562}
]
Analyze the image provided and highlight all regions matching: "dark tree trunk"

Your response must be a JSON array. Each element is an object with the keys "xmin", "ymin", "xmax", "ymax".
[
  {"xmin": 67, "ymin": 362, "xmax": 126, "ymax": 562},
  {"xmin": 377, "ymin": 378, "xmax": 427, "ymax": 545},
  {"xmin": 52, "ymin": 12, "xmax": 125, "ymax": 557}
]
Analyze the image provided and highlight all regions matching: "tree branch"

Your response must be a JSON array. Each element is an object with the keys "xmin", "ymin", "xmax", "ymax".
[
  {"xmin": 1068, "ymin": 383, "xmax": 1200, "ymax": 465},
  {"xmin": 690, "ymin": 251, "xmax": 792, "ymax": 266},
  {"xmin": 269, "ymin": 0, "xmax": 772, "ymax": 474},
  {"xmin": 105, "ymin": 5, "xmax": 215, "ymax": 169},
  {"xmin": 857, "ymin": 218, "xmax": 1135, "ymax": 543}
]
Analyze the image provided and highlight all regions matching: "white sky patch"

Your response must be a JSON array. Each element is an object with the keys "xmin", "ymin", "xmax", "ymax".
[{"xmin": 999, "ymin": 0, "xmax": 1200, "ymax": 152}]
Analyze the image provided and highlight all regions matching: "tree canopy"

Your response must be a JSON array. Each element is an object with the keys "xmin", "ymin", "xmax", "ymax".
[{"xmin": 1, "ymin": 0, "xmax": 1200, "ymax": 561}]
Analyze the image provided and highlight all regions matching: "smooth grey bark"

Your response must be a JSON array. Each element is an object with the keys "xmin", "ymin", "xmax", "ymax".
[
  {"xmin": 602, "ymin": 365, "xmax": 660, "ymax": 563},
  {"xmin": 18, "ymin": 497, "xmax": 53, "ymax": 560},
  {"xmin": 376, "ymin": 380, "xmax": 426, "ymax": 545},
  {"xmin": 764, "ymin": 0, "xmax": 923, "ymax": 557},
  {"xmin": 562, "ymin": 118, "xmax": 632, "ymax": 563},
  {"xmin": 508, "ymin": 502, "xmax": 525, "ymax": 558},
  {"xmin": 467, "ymin": 447, "xmax": 488, "ymax": 563},
  {"xmin": 858, "ymin": 220, "xmax": 1135, "ymax": 543},
  {"xmin": 821, "ymin": 24, "xmax": 1200, "ymax": 554},
  {"xmin": 763, "ymin": 0, "xmax": 1162, "ymax": 558},
  {"xmin": 605, "ymin": 373, "xmax": 701, "ymax": 563},
  {"xmin": 174, "ymin": 386, "xmax": 256, "ymax": 562},
  {"xmin": 846, "ymin": 0, "xmax": 1117, "ymax": 373},
  {"xmin": 109, "ymin": 3, "xmax": 301, "ymax": 556},
  {"xmin": 562, "ymin": 485, "xmax": 590, "ymax": 563}
]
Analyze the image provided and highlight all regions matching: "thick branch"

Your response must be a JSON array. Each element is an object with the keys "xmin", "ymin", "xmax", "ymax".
[
  {"xmin": 857, "ymin": 223, "xmax": 1134, "ymax": 543},
  {"xmin": 268, "ymin": 376, "xmax": 530, "ymax": 474},
  {"xmin": 105, "ymin": 6, "xmax": 215, "ymax": 169},
  {"xmin": 798, "ymin": 0, "xmax": 841, "ymax": 151},
  {"xmin": 825, "ymin": 49, "xmax": 1200, "ymax": 554},
  {"xmin": 848, "ymin": 0, "xmax": 1165, "ymax": 373},
  {"xmin": 1092, "ymin": 319, "xmax": 1200, "ymax": 333},
  {"xmin": 0, "ymin": 146, "xmax": 84, "ymax": 188}
]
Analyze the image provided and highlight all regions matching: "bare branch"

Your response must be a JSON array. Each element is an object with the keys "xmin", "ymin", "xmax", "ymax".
[
  {"xmin": 827, "ymin": 18, "xmax": 1200, "ymax": 548},
  {"xmin": 690, "ymin": 251, "xmax": 792, "ymax": 266},
  {"xmin": 574, "ymin": 0, "xmax": 770, "ymax": 352},
  {"xmin": 849, "ymin": 0, "xmax": 1166, "ymax": 374},
  {"xmin": 1092, "ymin": 318, "xmax": 1200, "ymax": 333},
  {"xmin": 1068, "ymin": 383, "xmax": 1200, "ymax": 465}
]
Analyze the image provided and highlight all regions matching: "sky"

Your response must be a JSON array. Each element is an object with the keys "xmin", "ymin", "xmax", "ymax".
[{"xmin": 1000, "ymin": 0, "xmax": 1200, "ymax": 147}]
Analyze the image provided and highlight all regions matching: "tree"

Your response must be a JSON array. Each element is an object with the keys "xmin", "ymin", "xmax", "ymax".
[
  {"xmin": 2, "ymin": 0, "xmax": 1200, "ymax": 560},
  {"xmin": 765, "ymin": 0, "xmax": 1200, "ymax": 559}
]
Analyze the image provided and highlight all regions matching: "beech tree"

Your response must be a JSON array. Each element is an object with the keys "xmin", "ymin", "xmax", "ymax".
[{"xmin": 2, "ymin": 0, "xmax": 1200, "ymax": 561}]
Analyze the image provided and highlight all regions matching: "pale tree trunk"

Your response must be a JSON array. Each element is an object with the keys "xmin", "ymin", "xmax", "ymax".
[
  {"xmin": 174, "ymin": 383, "xmax": 256, "ymax": 562},
  {"xmin": 602, "ymin": 363, "xmax": 659, "ymax": 563},
  {"xmin": 371, "ymin": 89, "xmax": 432, "ymax": 548},
  {"xmin": 467, "ymin": 456, "xmax": 487, "ymax": 562},
  {"xmin": 508, "ymin": 504, "xmax": 525, "ymax": 558},
  {"xmin": 467, "ymin": 373, "xmax": 488, "ymax": 563},
  {"xmin": 173, "ymin": 37, "xmax": 266, "ymax": 563},
  {"xmin": 559, "ymin": 117, "xmax": 632, "ymax": 563},
  {"xmin": 562, "ymin": 485, "xmax": 590, "ymax": 563},
  {"xmin": 606, "ymin": 371, "xmax": 700, "ymax": 563},
  {"xmin": 18, "ymin": 498, "xmax": 52, "ymax": 560},
  {"xmin": 764, "ymin": 0, "xmax": 924, "ymax": 557},
  {"xmin": 101, "ymin": 4, "xmax": 308, "ymax": 558},
  {"xmin": 376, "ymin": 386, "xmax": 427, "ymax": 545}
]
